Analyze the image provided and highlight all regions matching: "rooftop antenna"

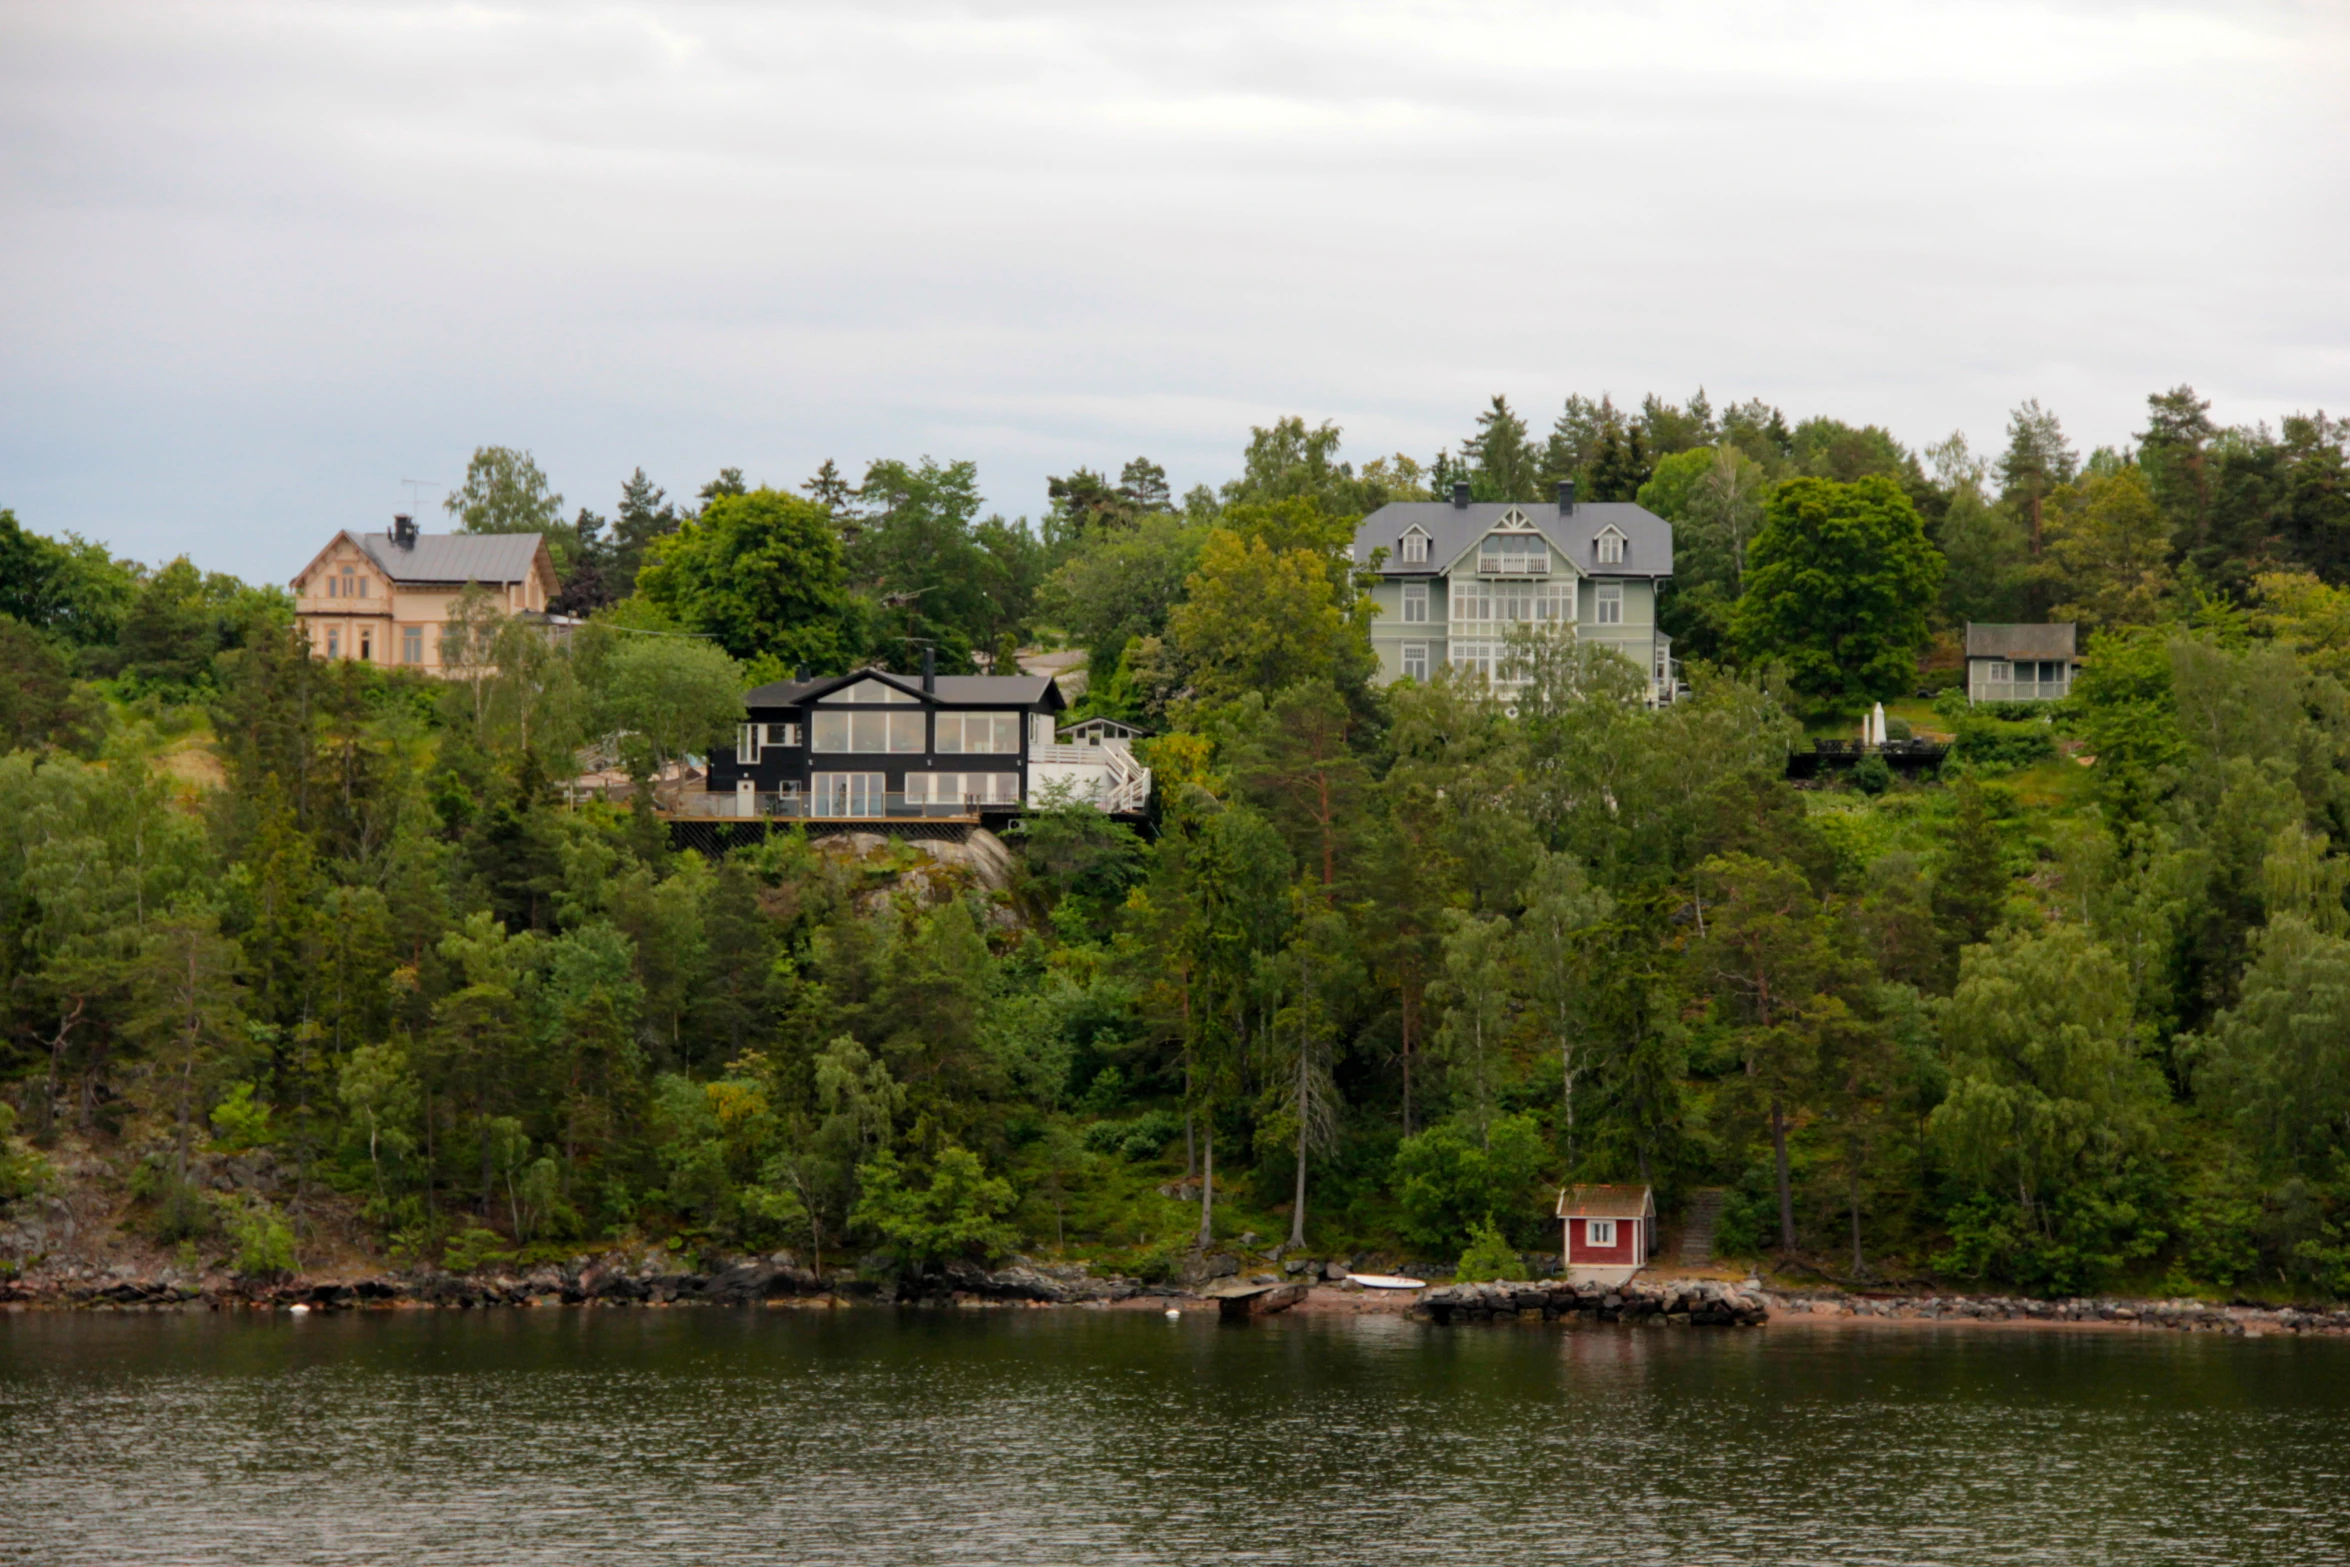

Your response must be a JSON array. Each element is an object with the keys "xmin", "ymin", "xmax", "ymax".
[{"xmin": 399, "ymin": 478, "xmax": 441, "ymax": 518}]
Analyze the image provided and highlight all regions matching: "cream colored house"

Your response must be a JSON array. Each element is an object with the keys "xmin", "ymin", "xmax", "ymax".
[
  {"xmin": 291, "ymin": 515, "xmax": 558, "ymax": 672},
  {"xmin": 1352, "ymin": 482, "xmax": 1679, "ymax": 704}
]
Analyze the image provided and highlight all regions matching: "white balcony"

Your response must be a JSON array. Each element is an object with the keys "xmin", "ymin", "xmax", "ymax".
[{"xmin": 1028, "ymin": 741, "xmax": 1152, "ymax": 814}]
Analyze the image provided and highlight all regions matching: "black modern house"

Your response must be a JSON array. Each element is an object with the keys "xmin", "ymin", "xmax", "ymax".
[{"xmin": 699, "ymin": 656, "xmax": 1150, "ymax": 824}]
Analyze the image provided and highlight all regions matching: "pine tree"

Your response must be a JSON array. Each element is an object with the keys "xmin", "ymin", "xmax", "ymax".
[
  {"xmin": 1932, "ymin": 780, "xmax": 2008, "ymax": 963},
  {"xmin": 1463, "ymin": 395, "xmax": 1537, "ymax": 501},
  {"xmin": 611, "ymin": 468, "xmax": 679, "ymax": 598},
  {"xmin": 1587, "ymin": 423, "xmax": 1652, "ymax": 501},
  {"xmin": 1998, "ymin": 399, "xmax": 2078, "ymax": 556}
]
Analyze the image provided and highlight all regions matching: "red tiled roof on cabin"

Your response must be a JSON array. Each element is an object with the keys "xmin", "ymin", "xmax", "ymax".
[{"xmin": 1555, "ymin": 1183, "xmax": 1654, "ymax": 1219}]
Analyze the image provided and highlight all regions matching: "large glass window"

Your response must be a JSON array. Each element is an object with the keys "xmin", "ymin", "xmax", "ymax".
[
  {"xmin": 1452, "ymin": 579, "xmax": 1571, "ymax": 625},
  {"xmin": 1401, "ymin": 644, "xmax": 1428, "ymax": 680},
  {"xmin": 819, "ymin": 680, "xmax": 919, "ymax": 703},
  {"xmin": 1596, "ymin": 584, "xmax": 1623, "ymax": 625},
  {"xmin": 1400, "ymin": 529, "xmax": 1429, "ymax": 564},
  {"xmin": 1449, "ymin": 640, "xmax": 1503, "ymax": 680},
  {"xmin": 1402, "ymin": 582, "xmax": 1428, "ymax": 623},
  {"xmin": 907, "ymin": 772, "xmax": 1019, "ymax": 807},
  {"xmin": 936, "ymin": 712, "xmax": 1021, "ymax": 753},
  {"xmin": 812, "ymin": 711, "xmax": 923, "ymax": 752},
  {"xmin": 402, "ymin": 625, "xmax": 422, "ymax": 664},
  {"xmin": 812, "ymin": 772, "xmax": 887, "ymax": 816},
  {"xmin": 1597, "ymin": 529, "xmax": 1625, "ymax": 564}
]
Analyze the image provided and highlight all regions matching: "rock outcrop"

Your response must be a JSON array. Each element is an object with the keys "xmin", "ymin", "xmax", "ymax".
[{"xmin": 1413, "ymin": 1278, "xmax": 1768, "ymax": 1327}]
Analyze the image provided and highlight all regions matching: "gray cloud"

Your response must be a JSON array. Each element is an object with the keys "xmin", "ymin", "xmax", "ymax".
[{"xmin": 2, "ymin": 0, "xmax": 2344, "ymax": 579}]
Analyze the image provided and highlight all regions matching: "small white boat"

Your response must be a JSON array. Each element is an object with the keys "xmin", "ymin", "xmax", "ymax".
[{"xmin": 1349, "ymin": 1274, "xmax": 1427, "ymax": 1290}]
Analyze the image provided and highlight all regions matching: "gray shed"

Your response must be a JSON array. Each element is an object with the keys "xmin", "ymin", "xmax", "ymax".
[{"xmin": 1966, "ymin": 623, "xmax": 2077, "ymax": 702}]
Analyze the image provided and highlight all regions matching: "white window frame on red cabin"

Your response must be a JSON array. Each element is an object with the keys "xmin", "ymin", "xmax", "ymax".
[{"xmin": 1587, "ymin": 1219, "xmax": 1617, "ymax": 1248}]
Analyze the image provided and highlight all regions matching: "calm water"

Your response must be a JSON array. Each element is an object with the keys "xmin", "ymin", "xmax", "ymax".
[{"xmin": 3, "ymin": 1306, "xmax": 2347, "ymax": 1565}]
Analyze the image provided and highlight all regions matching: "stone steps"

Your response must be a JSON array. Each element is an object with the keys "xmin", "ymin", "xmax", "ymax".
[{"xmin": 1678, "ymin": 1188, "xmax": 1725, "ymax": 1267}]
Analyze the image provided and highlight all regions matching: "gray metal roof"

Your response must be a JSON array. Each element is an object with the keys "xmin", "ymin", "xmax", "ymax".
[
  {"xmin": 1352, "ymin": 500, "xmax": 1673, "ymax": 580},
  {"xmin": 354, "ymin": 530, "xmax": 547, "ymax": 585},
  {"xmin": 744, "ymin": 667, "xmax": 1062, "ymax": 709},
  {"xmin": 1966, "ymin": 623, "xmax": 2076, "ymax": 660}
]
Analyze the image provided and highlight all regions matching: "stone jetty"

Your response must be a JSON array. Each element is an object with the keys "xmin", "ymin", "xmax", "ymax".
[{"xmin": 1413, "ymin": 1278, "xmax": 1768, "ymax": 1327}]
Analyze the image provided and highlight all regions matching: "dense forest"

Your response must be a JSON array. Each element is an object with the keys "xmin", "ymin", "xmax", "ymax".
[{"xmin": 6, "ymin": 383, "xmax": 2350, "ymax": 1300}]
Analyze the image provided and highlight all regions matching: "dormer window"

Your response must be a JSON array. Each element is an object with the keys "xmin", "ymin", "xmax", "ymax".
[
  {"xmin": 1400, "ymin": 528, "xmax": 1430, "ymax": 565},
  {"xmin": 1596, "ymin": 527, "xmax": 1626, "ymax": 566}
]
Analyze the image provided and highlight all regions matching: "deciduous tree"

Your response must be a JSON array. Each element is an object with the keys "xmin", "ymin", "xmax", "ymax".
[{"xmin": 1733, "ymin": 476, "xmax": 1943, "ymax": 715}]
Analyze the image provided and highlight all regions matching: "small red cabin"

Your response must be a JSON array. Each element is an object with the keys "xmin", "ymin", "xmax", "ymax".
[{"xmin": 1556, "ymin": 1184, "xmax": 1655, "ymax": 1274}]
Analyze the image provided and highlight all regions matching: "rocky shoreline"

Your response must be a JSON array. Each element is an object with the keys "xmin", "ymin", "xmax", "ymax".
[
  {"xmin": 1765, "ymin": 1288, "xmax": 2350, "ymax": 1336},
  {"xmin": 0, "ymin": 1253, "xmax": 1162, "ymax": 1311},
  {"xmin": 10, "ymin": 1256, "xmax": 2350, "ymax": 1339}
]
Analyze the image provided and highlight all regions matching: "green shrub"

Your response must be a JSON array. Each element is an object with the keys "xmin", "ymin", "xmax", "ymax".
[
  {"xmin": 149, "ymin": 1184, "xmax": 213, "ymax": 1240},
  {"xmin": 1454, "ymin": 1218, "xmax": 1522, "ymax": 1283},
  {"xmin": 1081, "ymin": 1109, "xmax": 1182, "ymax": 1160},
  {"xmin": 1124, "ymin": 1235, "xmax": 1188, "ymax": 1284},
  {"xmin": 441, "ymin": 1226, "xmax": 515, "ymax": 1273},
  {"xmin": 1392, "ymin": 1113, "xmax": 1547, "ymax": 1252},
  {"xmin": 1851, "ymin": 752, "xmax": 1893, "ymax": 795},
  {"xmin": 1932, "ymin": 1186, "xmax": 2163, "ymax": 1297},
  {"xmin": 1954, "ymin": 715, "xmax": 2056, "ymax": 769},
  {"xmin": 1712, "ymin": 1178, "xmax": 1773, "ymax": 1259},
  {"xmin": 0, "ymin": 1103, "xmax": 53, "ymax": 1205},
  {"xmin": 852, "ymin": 1145, "xmax": 1020, "ymax": 1270},
  {"xmin": 208, "ymin": 1082, "xmax": 273, "ymax": 1153},
  {"xmin": 225, "ymin": 1200, "xmax": 296, "ymax": 1278},
  {"xmin": 1974, "ymin": 698, "xmax": 2073, "ymax": 723}
]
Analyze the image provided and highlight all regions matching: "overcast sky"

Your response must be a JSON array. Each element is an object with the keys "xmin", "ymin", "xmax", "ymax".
[{"xmin": 3, "ymin": 0, "xmax": 2345, "ymax": 583}]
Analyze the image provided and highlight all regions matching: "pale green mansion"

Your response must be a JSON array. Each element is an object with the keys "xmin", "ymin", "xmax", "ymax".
[{"xmin": 1351, "ymin": 481, "xmax": 1678, "ymax": 702}]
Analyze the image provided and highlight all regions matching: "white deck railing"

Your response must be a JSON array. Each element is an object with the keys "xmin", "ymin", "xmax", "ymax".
[{"xmin": 1972, "ymin": 678, "xmax": 2070, "ymax": 702}]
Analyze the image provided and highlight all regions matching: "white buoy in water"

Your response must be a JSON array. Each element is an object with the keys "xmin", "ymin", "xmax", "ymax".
[
  {"xmin": 288, "ymin": 1304, "xmax": 310, "ymax": 1315},
  {"xmin": 1164, "ymin": 1308, "xmax": 1181, "ymax": 1319}
]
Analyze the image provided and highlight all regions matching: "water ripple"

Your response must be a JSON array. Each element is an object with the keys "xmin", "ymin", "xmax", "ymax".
[{"xmin": 2, "ymin": 1309, "xmax": 2346, "ymax": 1565}]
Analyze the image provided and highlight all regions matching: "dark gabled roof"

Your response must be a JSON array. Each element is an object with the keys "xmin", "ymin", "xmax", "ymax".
[
  {"xmin": 932, "ymin": 674, "xmax": 1057, "ymax": 705},
  {"xmin": 352, "ymin": 530, "xmax": 547, "ymax": 585},
  {"xmin": 743, "ymin": 666, "xmax": 1063, "ymax": 710},
  {"xmin": 1967, "ymin": 622, "xmax": 2076, "ymax": 660},
  {"xmin": 1353, "ymin": 501, "xmax": 1673, "ymax": 580}
]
